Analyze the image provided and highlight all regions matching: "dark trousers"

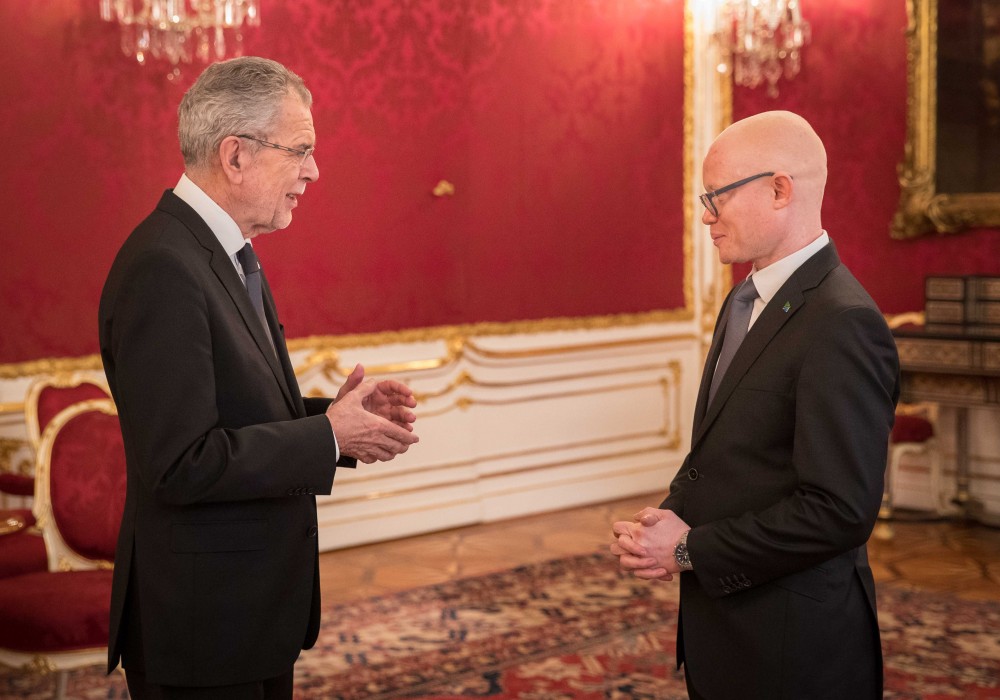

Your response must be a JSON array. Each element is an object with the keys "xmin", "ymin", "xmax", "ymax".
[
  {"xmin": 683, "ymin": 665, "xmax": 708, "ymax": 700},
  {"xmin": 124, "ymin": 668, "xmax": 294, "ymax": 700},
  {"xmin": 121, "ymin": 565, "xmax": 294, "ymax": 700}
]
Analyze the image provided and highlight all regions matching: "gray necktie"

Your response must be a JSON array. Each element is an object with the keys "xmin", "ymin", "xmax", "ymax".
[
  {"xmin": 236, "ymin": 243, "xmax": 276, "ymax": 356},
  {"xmin": 708, "ymin": 277, "xmax": 759, "ymax": 405}
]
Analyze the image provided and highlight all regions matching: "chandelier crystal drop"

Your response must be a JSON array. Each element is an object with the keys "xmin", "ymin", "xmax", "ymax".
[
  {"xmin": 713, "ymin": 0, "xmax": 810, "ymax": 98},
  {"xmin": 99, "ymin": 0, "xmax": 261, "ymax": 73}
]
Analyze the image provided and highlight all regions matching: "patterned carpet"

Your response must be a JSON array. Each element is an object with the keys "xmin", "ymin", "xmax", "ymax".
[{"xmin": 2, "ymin": 553, "xmax": 998, "ymax": 699}]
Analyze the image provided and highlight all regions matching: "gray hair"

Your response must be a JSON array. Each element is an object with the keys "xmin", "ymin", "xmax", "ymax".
[{"xmin": 178, "ymin": 56, "xmax": 312, "ymax": 168}]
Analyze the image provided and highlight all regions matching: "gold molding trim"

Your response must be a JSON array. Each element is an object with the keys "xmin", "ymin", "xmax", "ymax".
[
  {"xmin": 320, "ymin": 448, "xmax": 675, "ymax": 518},
  {"xmin": 407, "ymin": 361, "xmax": 676, "ymax": 403},
  {"xmin": 684, "ymin": 0, "xmax": 696, "ymax": 316},
  {"xmin": 328, "ymin": 428, "xmax": 675, "ymax": 492},
  {"xmin": 892, "ymin": 0, "xmax": 1000, "ymax": 238},
  {"xmin": 0, "ymin": 310, "xmax": 696, "ymax": 382},
  {"xmin": 24, "ymin": 655, "xmax": 56, "ymax": 675},
  {"xmin": 297, "ymin": 330, "xmax": 697, "ymax": 379},
  {"xmin": 0, "ymin": 355, "xmax": 103, "ymax": 381},
  {"xmin": 416, "ymin": 376, "xmax": 676, "ymax": 420},
  {"xmin": 324, "ymin": 360, "xmax": 684, "ymax": 490}
]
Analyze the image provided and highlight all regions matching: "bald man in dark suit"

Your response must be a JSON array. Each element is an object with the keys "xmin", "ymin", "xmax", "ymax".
[{"xmin": 612, "ymin": 111, "xmax": 899, "ymax": 700}]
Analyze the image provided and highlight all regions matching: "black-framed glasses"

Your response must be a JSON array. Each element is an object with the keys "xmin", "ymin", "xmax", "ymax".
[
  {"xmin": 699, "ymin": 171, "xmax": 775, "ymax": 217},
  {"xmin": 237, "ymin": 134, "xmax": 315, "ymax": 165}
]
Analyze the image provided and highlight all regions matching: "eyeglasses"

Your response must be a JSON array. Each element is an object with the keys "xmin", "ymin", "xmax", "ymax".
[
  {"xmin": 236, "ymin": 134, "xmax": 315, "ymax": 166},
  {"xmin": 699, "ymin": 171, "xmax": 775, "ymax": 217}
]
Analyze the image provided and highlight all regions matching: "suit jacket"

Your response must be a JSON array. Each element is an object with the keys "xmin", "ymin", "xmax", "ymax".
[
  {"xmin": 661, "ymin": 241, "xmax": 899, "ymax": 699},
  {"xmin": 99, "ymin": 190, "xmax": 354, "ymax": 687}
]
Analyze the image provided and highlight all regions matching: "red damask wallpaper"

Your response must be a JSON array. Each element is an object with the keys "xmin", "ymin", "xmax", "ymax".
[
  {"xmin": 0, "ymin": 0, "xmax": 686, "ymax": 364},
  {"xmin": 732, "ymin": 0, "xmax": 1000, "ymax": 312}
]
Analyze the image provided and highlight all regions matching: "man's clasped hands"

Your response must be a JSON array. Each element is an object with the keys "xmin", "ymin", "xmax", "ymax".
[{"xmin": 610, "ymin": 507, "xmax": 692, "ymax": 581}]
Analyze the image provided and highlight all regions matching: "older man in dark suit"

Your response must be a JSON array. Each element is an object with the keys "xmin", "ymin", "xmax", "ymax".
[
  {"xmin": 611, "ymin": 110, "xmax": 899, "ymax": 700},
  {"xmin": 99, "ymin": 57, "xmax": 419, "ymax": 699}
]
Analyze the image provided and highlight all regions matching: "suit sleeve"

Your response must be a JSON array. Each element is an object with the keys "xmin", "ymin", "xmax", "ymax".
[
  {"xmin": 687, "ymin": 305, "xmax": 899, "ymax": 597},
  {"xmin": 660, "ymin": 455, "xmax": 690, "ymax": 516},
  {"xmin": 107, "ymin": 248, "xmax": 338, "ymax": 506},
  {"xmin": 302, "ymin": 397, "xmax": 358, "ymax": 469}
]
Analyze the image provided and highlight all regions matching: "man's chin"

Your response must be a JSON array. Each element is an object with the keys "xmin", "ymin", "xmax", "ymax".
[{"xmin": 257, "ymin": 217, "xmax": 293, "ymax": 235}]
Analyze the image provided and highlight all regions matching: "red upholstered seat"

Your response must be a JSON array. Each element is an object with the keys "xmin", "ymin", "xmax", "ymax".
[
  {"xmin": 892, "ymin": 413, "xmax": 934, "ymax": 444},
  {"xmin": 0, "ymin": 570, "xmax": 112, "ymax": 652},
  {"xmin": 0, "ymin": 529, "xmax": 47, "ymax": 579},
  {"xmin": 0, "ymin": 509, "xmax": 45, "ymax": 580},
  {"xmin": 0, "ymin": 473, "xmax": 34, "ymax": 497},
  {"xmin": 876, "ymin": 403, "xmax": 945, "ymax": 540},
  {"xmin": 0, "ymin": 398, "xmax": 124, "ymax": 690}
]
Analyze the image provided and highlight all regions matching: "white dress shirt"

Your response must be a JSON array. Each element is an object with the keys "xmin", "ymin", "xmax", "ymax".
[
  {"xmin": 173, "ymin": 174, "xmax": 250, "ymax": 281},
  {"xmin": 746, "ymin": 231, "xmax": 830, "ymax": 329}
]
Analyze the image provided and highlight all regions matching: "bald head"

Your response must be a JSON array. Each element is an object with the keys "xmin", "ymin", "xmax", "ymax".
[
  {"xmin": 701, "ymin": 111, "xmax": 828, "ymax": 269},
  {"xmin": 710, "ymin": 110, "xmax": 827, "ymax": 211}
]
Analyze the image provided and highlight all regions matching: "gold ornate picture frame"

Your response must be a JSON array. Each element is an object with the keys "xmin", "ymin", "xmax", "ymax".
[{"xmin": 893, "ymin": 0, "xmax": 1000, "ymax": 239}]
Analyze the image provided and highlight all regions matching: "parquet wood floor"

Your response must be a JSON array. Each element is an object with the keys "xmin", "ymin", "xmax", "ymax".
[{"xmin": 318, "ymin": 492, "xmax": 1000, "ymax": 605}]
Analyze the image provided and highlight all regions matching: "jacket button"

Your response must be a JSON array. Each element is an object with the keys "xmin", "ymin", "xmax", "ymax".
[
  {"xmin": 688, "ymin": 468, "xmax": 699, "ymax": 481},
  {"xmin": 307, "ymin": 526, "xmax": 318, "ymax": 538}
]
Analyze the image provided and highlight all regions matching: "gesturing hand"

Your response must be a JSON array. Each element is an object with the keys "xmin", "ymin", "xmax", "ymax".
[
  {"xmin": 336, "ymin": 364, "xmax": 417, "ymax": 431},
  {"xmin": 327, "ymin": 365, "xmax": 419, "ymax": 463}
]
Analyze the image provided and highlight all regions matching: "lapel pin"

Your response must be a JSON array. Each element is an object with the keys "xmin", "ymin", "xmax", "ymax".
[{"xmin": 782, "ymin": 301, "xmax": 791, "ymax": 313}]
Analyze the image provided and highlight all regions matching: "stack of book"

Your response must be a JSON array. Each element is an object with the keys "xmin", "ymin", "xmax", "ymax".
[{"xmin": 924, "ymin": 276, "xmax": 1000, "ymax": 335}]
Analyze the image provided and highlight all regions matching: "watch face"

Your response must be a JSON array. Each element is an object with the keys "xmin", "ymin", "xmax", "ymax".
[{"xmin": 675, "ymin": 543, "xmax": 691, "ymax": 568}]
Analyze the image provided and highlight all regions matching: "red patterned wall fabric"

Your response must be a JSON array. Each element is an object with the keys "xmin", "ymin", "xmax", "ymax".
[
  {"xmin": 0, "ymin": 1, "xmax": 686, "ymax": 364},
  {"xmin": 732, "ymin": 0, "xmax": 1000, "ymax": 312}
]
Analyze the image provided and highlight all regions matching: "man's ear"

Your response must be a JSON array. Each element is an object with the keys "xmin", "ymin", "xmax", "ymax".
[
  {"xmin": 218, "ymin": 136, "xmax": 245, "ymax": 184},
  {"xmin": 772, "ymin": 172, "xmax": 794, "ymax": 209}
]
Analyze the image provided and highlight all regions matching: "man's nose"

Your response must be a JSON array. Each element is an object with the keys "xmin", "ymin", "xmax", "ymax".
[{"xmin": 301, "ymin": 153, "xmax": 319, "ymax": 182}]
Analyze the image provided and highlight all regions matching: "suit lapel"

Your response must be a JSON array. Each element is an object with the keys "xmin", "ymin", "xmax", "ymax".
[
  {"xmin": 692, "ymin": 241, "xmax": 842, "ymax": 448},
  {"xmin": 158, "ymin": 192, "xmax": 297, "ymax": 414},
  {"xmin": 692, "ymin": 292, "xmax": 733, "ymax": 431},
  {"xmin": 260, "ymin": 272, "xmax": 306, "ymax": 417}
]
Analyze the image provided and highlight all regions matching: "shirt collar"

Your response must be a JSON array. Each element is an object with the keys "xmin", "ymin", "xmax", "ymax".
[
  {"xmin": 748, "ymin": 231, "xmax": 830, "ymax": 305},
  {"xmin": 173, "ymin": 173, "xmax": 246, "ymax": 258}
]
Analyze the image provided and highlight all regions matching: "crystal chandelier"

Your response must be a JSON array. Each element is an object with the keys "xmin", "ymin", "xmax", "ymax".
[
  {"xmin": 100, "ymin": 1, "xmax": 261, "ymax": 75},
  {"xmin": 713, "ymin": 0, "xmax": 810, "ymax": 98}
]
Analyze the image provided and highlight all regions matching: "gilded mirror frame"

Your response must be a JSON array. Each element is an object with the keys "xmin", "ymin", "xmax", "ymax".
[{"xmin": 893, "ymin": 0, "xmax": 1000, "ymax": 238}]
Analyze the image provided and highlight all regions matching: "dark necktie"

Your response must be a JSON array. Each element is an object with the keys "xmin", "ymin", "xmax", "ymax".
[
  {"xmin": 708, "ymin": 277, "xmax": 759, "ymax": 405},
  {"xmin": 236, "ymin": 243, "xmax": 276, "ymax": 356}
]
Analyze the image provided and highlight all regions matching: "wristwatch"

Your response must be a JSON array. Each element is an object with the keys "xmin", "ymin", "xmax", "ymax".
[{"xmin": 674, "ymin": 529, "xmax": 693, "ymax": 571}]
